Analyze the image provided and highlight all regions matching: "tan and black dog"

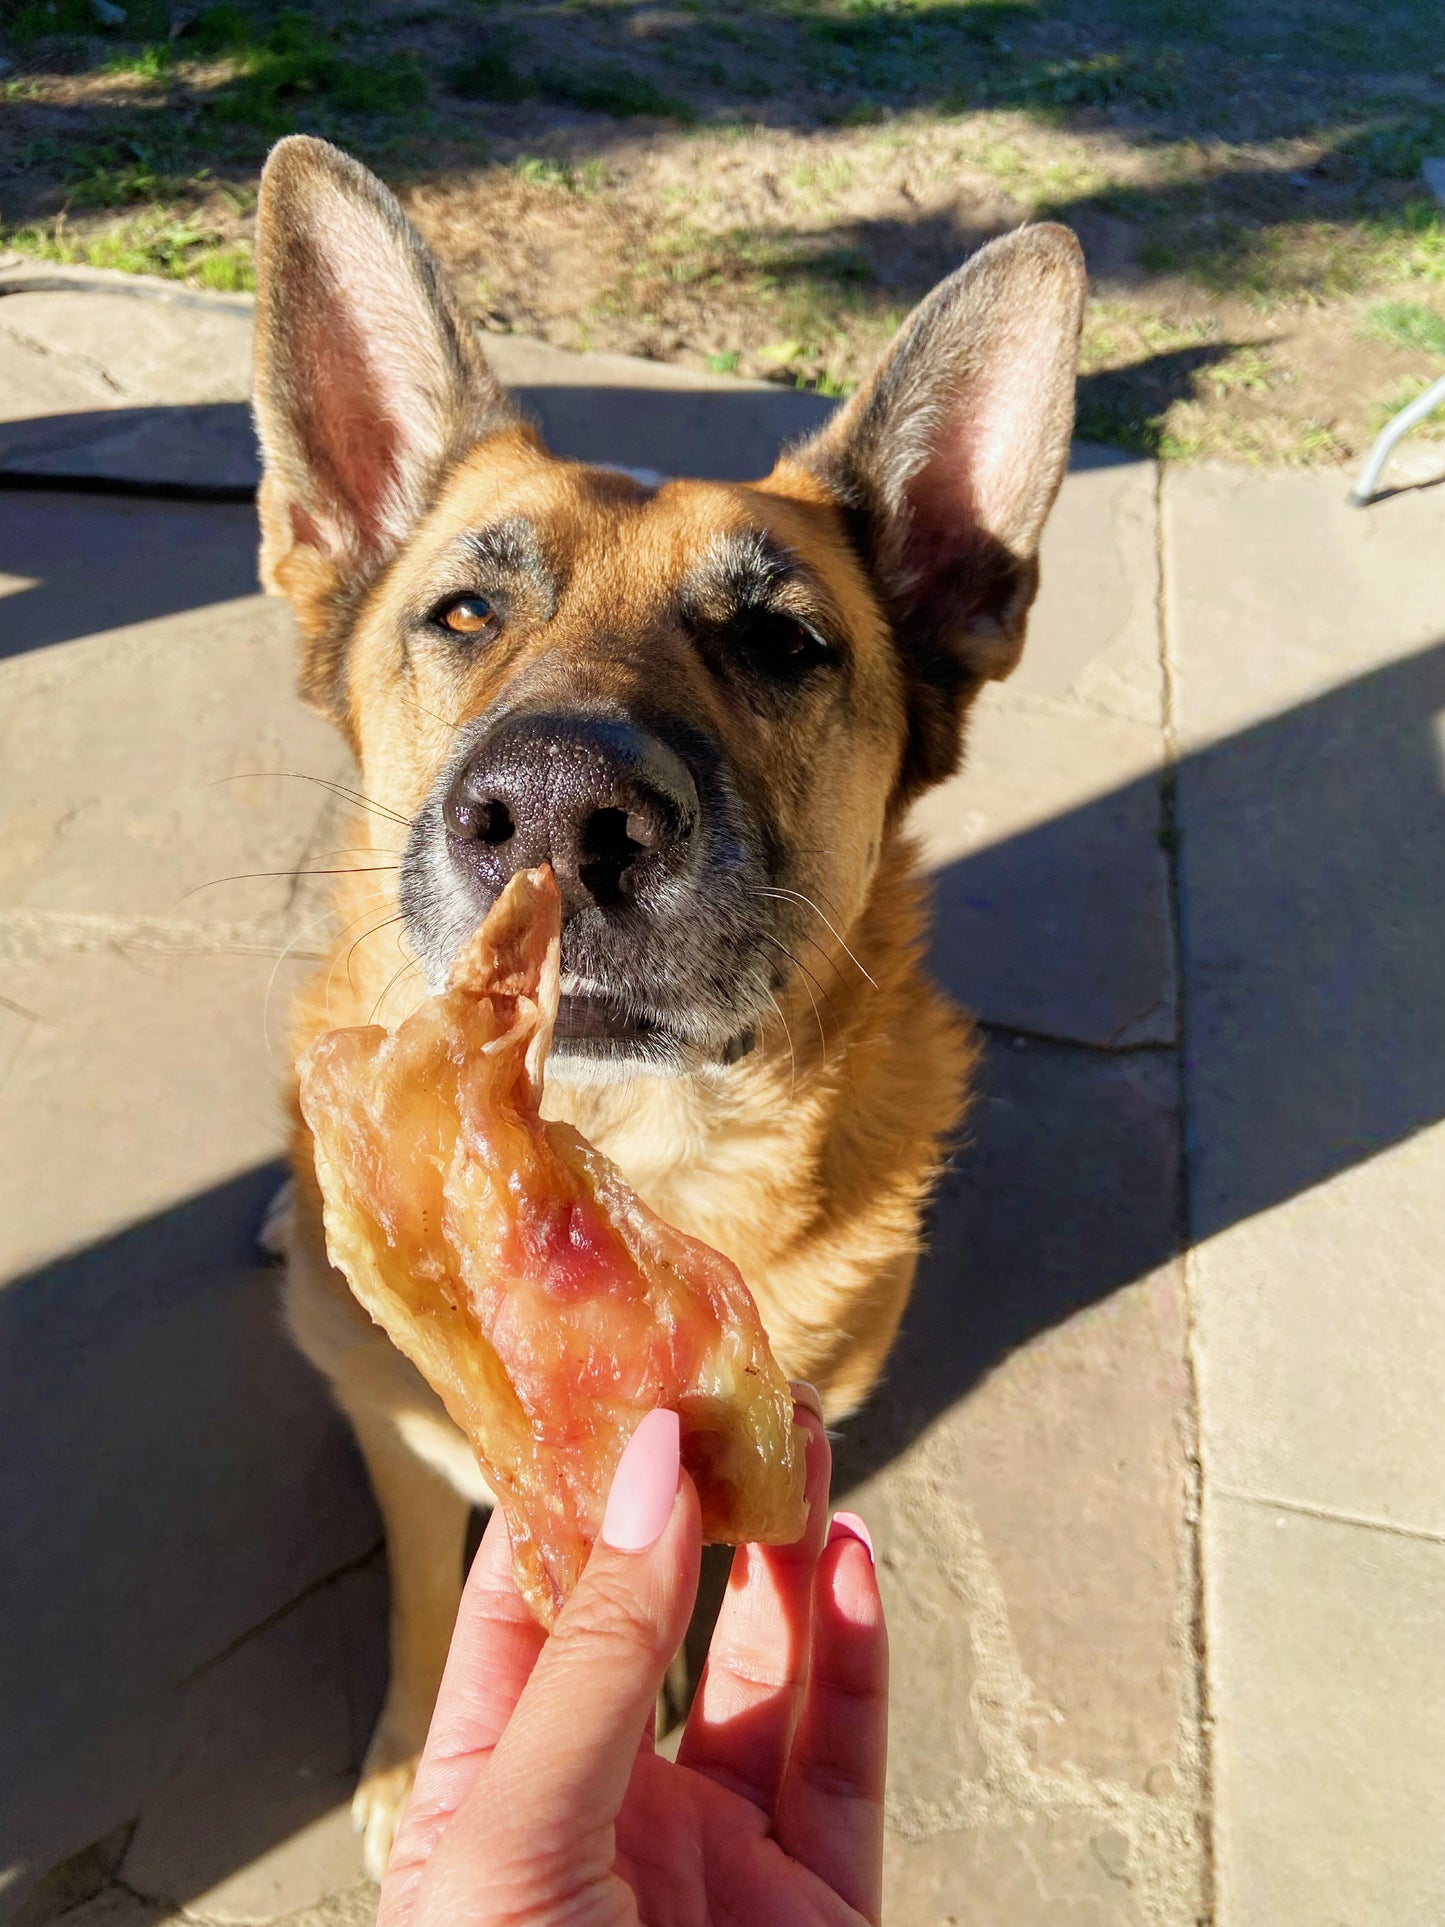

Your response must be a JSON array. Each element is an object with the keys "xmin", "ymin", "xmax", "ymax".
[{"xmin": 253, "ymin": 134, "xmax": 1084, "ymax": 1873}]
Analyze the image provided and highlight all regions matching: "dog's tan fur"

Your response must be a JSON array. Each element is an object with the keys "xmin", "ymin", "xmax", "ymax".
[{"xmin": 254, "ymin": 137, "xmax": 1083, "ymax": 1872}]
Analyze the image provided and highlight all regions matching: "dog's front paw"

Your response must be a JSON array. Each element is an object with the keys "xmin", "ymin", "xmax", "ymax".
[{"xmin": 353, "ymin": 1725, "xmax": 421, "ymax": 1882}]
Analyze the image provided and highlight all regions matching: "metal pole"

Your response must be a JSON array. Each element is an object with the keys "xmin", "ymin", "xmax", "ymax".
[{"xmin": 1349, "ymin": 369, "xmax": 1445, "ymax": 506}]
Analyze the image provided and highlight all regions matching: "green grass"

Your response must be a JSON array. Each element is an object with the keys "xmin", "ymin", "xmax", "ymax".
[
  {"xmin": 1367, "ymin": 202, "xmax": 1445, "ymax": 284},
  {"xmin": 513, "ymin": 155, "xmax": 570, "ymax": 187},
  {"xmin": 40, "ymin": 9, "xmax": 434, "ymax": 136},
  {"xmin": 187, "ymin": 4, "xmax": 257, "ymax": 54},
  {"xmin": 1013, "ymin": 48, "xmax": 1185, "ymax": 115},
  {"xmin": 449, "ymin": 48, "xmax": 693, "ymax": 119},
  {"xmin": 657, "ymin": 223, "xmax": 899, "ymax": 385},
  {"xmin": 16, "ymin": 126, "xmax": 201, "ymax": 210},
  {"xmin": 1075, "ymin": 391, "xmax": 1166, "ymax": 458},
  {"xmin": 6, "ymin": 0, "xmax": 1445, "ymax": 468},
  {"xmin": 1340, "ymin": 109, "xmax": 1445, "ymax": 184},
  {"xmin": 540, "ymin": 65, "xmax": 695, "ymax": 122},
  {"xmin": 206, "ymin": 17, "xmax": 429, "ymax": 131},
  {"xmin": 512, "ymin": 154, "xmax": 607, "ymax": 192},
  {"xmin": 102, "ymin": 42, "xmax": 173, "ymax": 80},
  {"xmin": 190, "ymin": 242, "xmax": 256, "ymax": 291},
  {"xmin": 450, "ymin": 45, "xmax": 530, "ymax": 100},
  {"xmin": 1136, "ymin": 199, "xmax": 1445, "ymax": 306},
  {"xmin": 1199, "ymin": 345, "xmax": 1279, "ymax": 396},
  {"xmin": 7, "ymin": 209, "xmax": 254, "ymax": 289},
  {"xmin": 1361, "ymin": 300, "xmax": 1445, "ymax": 356},
  {"xmin": 1368, "ymin": 374, "xmax": 1445, "ymax": 434},
  {"xmin": 64, "ymin": 156, "xmax": 177, "ymax": 209}
]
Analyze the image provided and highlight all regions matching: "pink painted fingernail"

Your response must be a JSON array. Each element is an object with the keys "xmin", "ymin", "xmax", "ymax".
[
  {"xmin": 828, "ymin": 1511, "xmax": 875, "ymax": 1562},
  {"xmin": 790, "ymin": 1379, "xmax": 824, "ymax": 1422},
  {"xmin": 602, "ymin": 1409, "xmax": 681, "ymax": 1551}
]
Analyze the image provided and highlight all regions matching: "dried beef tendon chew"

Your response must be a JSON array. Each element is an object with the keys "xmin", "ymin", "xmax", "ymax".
[{"xmin": 297, "ymin": 865, "xmax": 807, "ymax": 1624}]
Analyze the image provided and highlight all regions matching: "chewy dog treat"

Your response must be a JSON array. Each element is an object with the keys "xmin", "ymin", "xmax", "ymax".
[{"xmin": 297, "ymin": 866, "xmax": 807, "ymax": 1624}]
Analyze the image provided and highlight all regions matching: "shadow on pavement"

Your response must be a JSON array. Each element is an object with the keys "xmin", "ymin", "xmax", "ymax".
[
  {"xmin": 0, "ymin": 481, "xmax": 262, "ymax": 664},
  {"xmin": 0, "ymin": 388, "xmax": 839, "ymax": 660},
  {"xmin": 2, "ymin": 342, "xmax": 1221, "ymax": 657},
  {"xmin": 4, "ymin": 635, "xmax": 1441, "ymax": 1908},
  {"xmin": 842, "ymin": 634, "xmax": 1445, "ymax": 1479},
  {"xmin": 0, "ymin": 1168, "xmax": 382, "ymax": 1920}
]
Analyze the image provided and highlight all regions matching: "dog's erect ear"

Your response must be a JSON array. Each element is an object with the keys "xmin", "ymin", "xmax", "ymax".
[
  {"xmin": 794, "ymin": 223, "xmax": 1085, "ymax": 791},
  {"xmin": 253, "ymin": 136, "xmax": 516, "ymax": 717}
]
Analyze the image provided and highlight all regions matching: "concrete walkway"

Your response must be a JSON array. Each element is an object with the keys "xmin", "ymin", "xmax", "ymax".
[{"xmin": 1, "ymin": 265, "xmax": 1441, "ymax": 1927}]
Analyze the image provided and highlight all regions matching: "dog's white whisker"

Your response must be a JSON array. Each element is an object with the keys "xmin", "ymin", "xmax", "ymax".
[
  {"xmin": 262, "ymin": 902, "xmax": 346, "ymax": 1063},
  {"xmin": 763, "ymin": 986, "xmax": 798, "ymax": 1103},
  {"xmin": 759, "ymin": 932, "xmax": 825, "ymax": 1065},
  {"xmin": 753, "ymin": 886, "xmax": 877, "ymax": 988},
  {"xmin": 318, "ymin": 905, "xmax": 405, "ymax": 1025},
  {"xmin": 370, "ymin": 953, "xmax": 423, "ymax": 1028},
  {"xmin": 761, "ymin": 931, "xmax": 860, "ymax": 1112},
  {"xmin": 213, "ymin": 770, "xmax": 412, "ymax": 829}
]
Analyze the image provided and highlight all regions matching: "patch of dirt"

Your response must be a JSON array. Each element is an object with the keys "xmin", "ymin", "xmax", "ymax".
[{"xmin": 3, "ymin": 0, "xmax": 1444, "ymax": 463}]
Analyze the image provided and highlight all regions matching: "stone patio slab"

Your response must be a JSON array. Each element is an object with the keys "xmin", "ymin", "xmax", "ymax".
[
  {"xmin": 486, "ymin": 330, "xmax": 833, "ymax": 479},
  {"xmin": 0, "ymin": 404, "xmax": 261, "ymax": 497},
  {"xmin": 912, "ymin": 684, "xmax": 1175, "ymax": 1048},
  {"xmin": 0, "ymin": 947, "xmax": 378, "ymax": 1908},
  {"xmin": 1168, "ymin": 466, "xmax": 1445, "ymax": 1529},
  {"xmin": 0, "ymin": 273, "xmax": 258, "ymax": 493},
  {"xmin": 1012, "ymin": 447, "xmax": 1163, "ymax": 729},
  {"xmin": 0, "ymin": 267, "xmax": 833, "ymax": 488},
  {"xmin": 0, "ymin": 489, "xmax": 262, "ymax": 662},
  {"xmin": 1205, "ymin": 1494, "xmax": 1445, "ymax": 1927},
  {"xmin": 0, "ymin": 493, "xmax": 345, "ymax": 945},
  {"xmin": 121, "ymin": 1562, "xmax": 384, "ymax": 1920},
  {"xmin": 1167, "ymin": 463, "xmax": 1445, "ymax": 1923},
  {"xmin": 47, "ymin": 1893, "xmax": 168, "ymax": 1927},
  {"xmin": 0, "ymin": 947, "xmax": 308, "ymax": 1269},
  {"xmin": 835, "ymin": 1034, "xmax": 1203, "ymax": 1925},
  {"xmin": 0, "ymin": 282, "xmax": 254, "ymax": 412}
]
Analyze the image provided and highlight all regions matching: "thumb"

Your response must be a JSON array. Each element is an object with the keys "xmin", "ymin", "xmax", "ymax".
[{"xmin": 452, "ymin": 1410, "xmax": 700, "ymax": 1892}]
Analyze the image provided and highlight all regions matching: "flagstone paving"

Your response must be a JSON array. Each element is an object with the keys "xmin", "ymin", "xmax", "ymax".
[{"xmin": 3, "ymin": 265, "xmax": 1441, "ymax": 1927}]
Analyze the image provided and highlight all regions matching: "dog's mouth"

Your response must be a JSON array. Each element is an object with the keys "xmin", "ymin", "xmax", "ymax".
[
  {"xmin": 555, "ymin": 988, "xmax": 661, "ymax": 1051},
  {"xmin": 552, "ymin": 980, "xmax": 756, "ymax": 1074}
]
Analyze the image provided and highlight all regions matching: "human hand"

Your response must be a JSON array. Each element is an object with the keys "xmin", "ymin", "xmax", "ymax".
[{"xmin": 379, "ymin": 1395, "xmax": 887, "ymax": 1927}]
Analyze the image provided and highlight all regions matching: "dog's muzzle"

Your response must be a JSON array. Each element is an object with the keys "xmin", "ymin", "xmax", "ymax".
[{"xmin": 400, "ymin": 706, "xmax": 772, "ymax": 1074}]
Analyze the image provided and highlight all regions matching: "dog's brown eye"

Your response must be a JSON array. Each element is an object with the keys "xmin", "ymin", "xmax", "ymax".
[
  {"xmin": 436, "ymin": 594, "xmax": 495, "ymax": 637},
  {"xmin": 735, "ymin": 611, "xmax": 829, "ymax": 678}
]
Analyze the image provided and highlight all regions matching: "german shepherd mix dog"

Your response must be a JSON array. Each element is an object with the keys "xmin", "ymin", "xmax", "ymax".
[{"xmin": 254, "ymin": 135, "xmax": 1084, "ymax": 1873}]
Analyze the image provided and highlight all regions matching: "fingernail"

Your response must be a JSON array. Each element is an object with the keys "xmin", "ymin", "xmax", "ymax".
[
  {"xmin": 828, "ymin": 1510, "xmax": 875, "ymax": 1562},
  {"xmin": 602, "ymin": 1409, "xmax": 681, "ymax": 1551},
  {"xmin": 790, "ymin": 1379, "xmax": 824, "ymax": 1422}
]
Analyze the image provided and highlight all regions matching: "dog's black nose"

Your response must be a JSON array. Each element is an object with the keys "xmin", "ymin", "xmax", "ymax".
[{"xmin": 443, "ymin": 712, "xmax": 700, "ymax": 912}]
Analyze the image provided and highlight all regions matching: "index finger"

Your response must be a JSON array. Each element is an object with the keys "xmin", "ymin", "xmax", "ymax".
[{"xmin": 380, "ymin": 1509, "xmax": 546, "ymax": 1925}]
